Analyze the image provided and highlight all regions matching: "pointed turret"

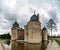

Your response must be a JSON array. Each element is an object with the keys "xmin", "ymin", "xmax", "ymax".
[{"xmin": 12, "ymin": 19, "xmax": 19, "ymax": 28}]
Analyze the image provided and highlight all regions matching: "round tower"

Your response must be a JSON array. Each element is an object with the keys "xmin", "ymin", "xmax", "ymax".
[
  {"xmin": 11, "ymin": 19, "xmax": 20, "ymax": 40},
  {"xmin": 42, "ymin": 26, "xmax": 48, "ymax": 41},
  {"xmin": 24, "ymin": 12, "xmax": 42, "ymax": 43}
]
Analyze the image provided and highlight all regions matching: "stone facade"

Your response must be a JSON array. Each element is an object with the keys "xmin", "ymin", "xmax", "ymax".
[
  {"xmin": 24, "ymin": 13, "xmax": 48, "ymax": 43},
  {"xmin": 24, "ymin": 13, "xmax": 42, "ymax": 43},
  {"xmin": 11, "ymin": 12, "xmax": 48, "ymax": 43},
  {"xmin": 11, "ymin": 27, "xmax": 19, "ymax": 40},
  {"xmin": 11, "ymin": 20, "xmax": 24, "ymax": 40},
  {"xmin": 42, "ymin": 27, "xmax": 48, "ymax": 41},
  {"xmin": 24, "ymin": 21, "xmax": 42, "ymax": 43}
]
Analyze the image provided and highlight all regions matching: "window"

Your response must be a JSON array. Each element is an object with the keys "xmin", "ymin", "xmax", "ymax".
[{"xmin": 27, "ymin": 32, "xmax": 28, "ymax": 36}]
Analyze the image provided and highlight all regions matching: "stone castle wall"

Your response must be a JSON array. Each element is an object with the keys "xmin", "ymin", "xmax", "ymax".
[
  {"xmin": 42, "ymin": 31, "xmax": 48, "ymax": 41},
  {"xmin": 24, "ymin": 21, "xmax": 42, "ymax": 43},
  {"xmin": 11, "ymin": 28, "xmax": 19, "ymax": 40},
  {"xmin": 11, "ymin": 13, "xmax": 48, "ymax": 43}
]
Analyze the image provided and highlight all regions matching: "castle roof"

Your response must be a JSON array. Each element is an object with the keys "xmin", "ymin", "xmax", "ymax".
[
  {"xmin": 42, "ymin": 27, "xmax": 47, "ymax": 31},
  {"xmin": 30, "ymin": 14, "xmax": 37, "ymax": 21},
  {"xmin": 13, "ymin": 19, "xmax": 19, "ymax": 28},
  {"xmin": 30, "ymin": 11, "xmax": 39, "ymax": 22}
]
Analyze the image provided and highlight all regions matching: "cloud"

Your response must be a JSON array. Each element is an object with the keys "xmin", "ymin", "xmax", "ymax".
[
  {"xmin": 48, "ymin": 9, "xmax": 58, "ymax": 22},
  {"xmin": 0, "ymin": 0, "xmax": 60, "ymax": 35}
]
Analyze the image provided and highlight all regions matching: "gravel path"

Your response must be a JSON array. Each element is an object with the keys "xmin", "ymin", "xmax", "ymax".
[{"xmin": 46, "ymin": 40, "xmax": 60, "ymax": 50}]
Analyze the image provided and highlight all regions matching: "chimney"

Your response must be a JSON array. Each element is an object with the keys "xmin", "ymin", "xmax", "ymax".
[{"xmin": 37, "ymin": 13, "xmax": 39, "ymax": 21}]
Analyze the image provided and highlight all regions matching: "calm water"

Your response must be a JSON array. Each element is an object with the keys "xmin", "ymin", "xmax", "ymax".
[{"xmin": 2, "ymin": 40, "xmax": 48, "ymax": 50}]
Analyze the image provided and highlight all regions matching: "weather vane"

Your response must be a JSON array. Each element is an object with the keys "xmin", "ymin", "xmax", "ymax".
[{"xmin": 34, "ymin": 10, "xmax": 36, "ymax": 14}]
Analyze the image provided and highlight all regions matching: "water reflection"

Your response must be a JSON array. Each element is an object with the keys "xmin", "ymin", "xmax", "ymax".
[
  {"xmin": 24, "ymin": 43, "xmax": 42, "ymax": 50},
  {"xmin": 42, "ymin": 41, "xmax": 48, "ymax": 50},
  {"xmin": 6, "ymin": 40, "xmax": 10, "ymax": 45},
  {"xmin": 3, "ymin": 40, "xmax": 48, "ymax": 50},
  {"xmin": 3, "ymin": 40, "xmax": 10, "ymax": 46},
  {"xmin": 11, "ymin": 41, "xmax": 48, "ymax": 50},
  {"xmin": 11, "ymin": 41, "xmax": 24, "ymax": 50}
]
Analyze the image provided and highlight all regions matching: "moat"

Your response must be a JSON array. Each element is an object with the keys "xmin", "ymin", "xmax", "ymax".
[{"xmin": 2, "ymin": 40, "xmax": 48, "ymax": 50}]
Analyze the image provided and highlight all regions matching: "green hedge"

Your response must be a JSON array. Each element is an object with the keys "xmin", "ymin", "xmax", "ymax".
[{"xmin": 55, "ymin": 38, "xmax": 60, "ymax": 46}]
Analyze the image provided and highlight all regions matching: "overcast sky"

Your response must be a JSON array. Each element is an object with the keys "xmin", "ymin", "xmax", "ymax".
[{"xmin": 0, "ymin": 0, "xmax": 60, "ymax": 35}]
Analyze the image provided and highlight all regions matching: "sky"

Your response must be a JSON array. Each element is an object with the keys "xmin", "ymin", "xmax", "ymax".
[{"xmin": 0, "ymin": 0, "xmax": 60, "ymax": 36}]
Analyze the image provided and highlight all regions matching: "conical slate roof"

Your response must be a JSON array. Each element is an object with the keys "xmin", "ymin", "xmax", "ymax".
[
  {"xmin": 42, "ymin": 27, "xmax": 47, "ymax": 31},
  {"xmin": 13, "ymin": 20, "xmax": 19, "ymax": 28}
]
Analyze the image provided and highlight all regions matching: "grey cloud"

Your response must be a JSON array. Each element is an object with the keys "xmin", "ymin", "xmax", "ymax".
[
  {"xmin": 0, "ymin": 22, "xmax": 10, "ymax": 29},
  {"xmin": 48, "ymin": 10, "xmax": 58, "ymax": 22},
  {"xmin": 0, "ymin": 0, "xmax": 4, "ymax": 13},
  {"xmin": 55, "ymin": 0, "xmax": 60, "ymax": 8},
  {"xmin": 4, "ymin": 12, "xmax": 29, "ymax": 29},
  {"xmin": 0, "ymin": 0, "xmax": 60, "ymax": 34},
  {"xmin": 18, "ymin": 14, "xmax": 29, "ymax": 28},
  {"xmin": 40, "ymin": 15, "xmax": 49, "ymax": 28},
  {"xmin": 4, "ymin": 13, "xmax": 17, "ymax": 22},
  {"xmin": 4, "ymin": 13, "xmax": 19, "ymax": 29}
]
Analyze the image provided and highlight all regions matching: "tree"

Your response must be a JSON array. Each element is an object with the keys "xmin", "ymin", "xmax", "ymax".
[
  {"xmin": 0, "ymin": 33, "xmax": 11, "ymax": 39},
  {"xmin": 46, "ymin": 19, "xmax": 57, "ymax": 40}
]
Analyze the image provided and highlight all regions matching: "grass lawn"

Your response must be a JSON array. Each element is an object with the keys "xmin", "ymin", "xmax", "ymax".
[{"xmin": 55, "ymin": 38, "xmax": 60, "ymax": 46}]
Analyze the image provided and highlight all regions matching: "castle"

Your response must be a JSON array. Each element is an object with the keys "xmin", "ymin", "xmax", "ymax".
[{"xmin": 11, "ymin": 12, "xmax": 48, "ymax": 43}]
